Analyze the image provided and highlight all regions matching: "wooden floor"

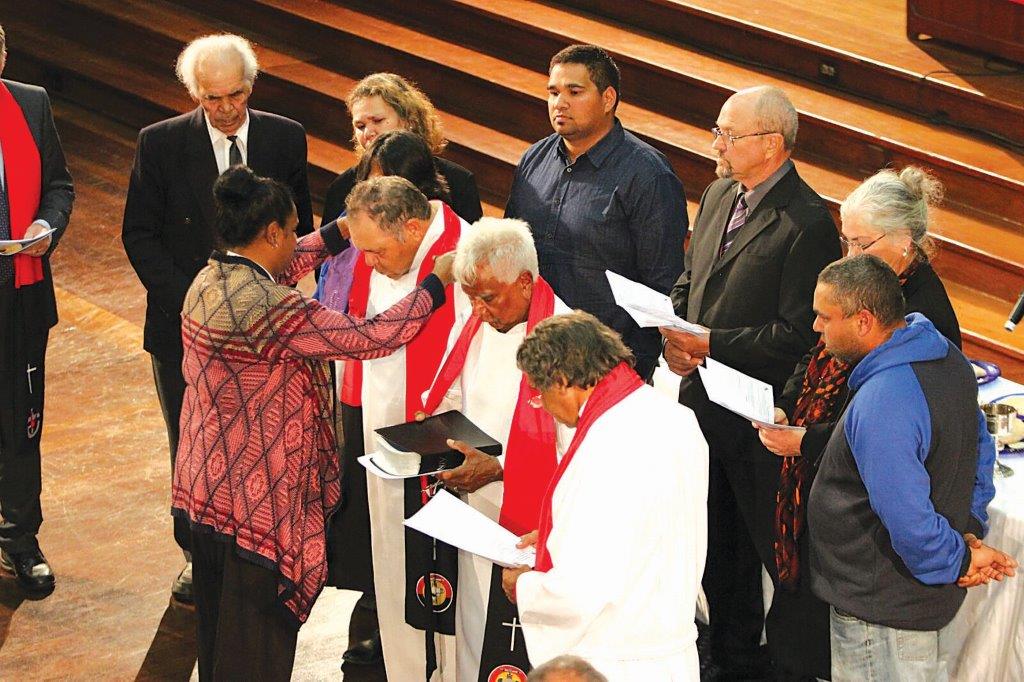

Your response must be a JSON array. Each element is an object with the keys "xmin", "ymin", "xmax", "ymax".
[{"xmin": 0, "ymin": 102, "xmax": 381, "ymax": 681}]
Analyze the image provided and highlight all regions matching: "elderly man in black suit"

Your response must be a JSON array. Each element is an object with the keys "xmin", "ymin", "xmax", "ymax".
[
  {"xmin": 122, "ymin": 33, "xmax": 312, "ymax": 604},
  {"xmin": 0, "ymin": 24, "xmax": 75, "ymax": 595},
  {"xmin": 663, "ymin": 86, "xmax": 841, "ymax": 680}
]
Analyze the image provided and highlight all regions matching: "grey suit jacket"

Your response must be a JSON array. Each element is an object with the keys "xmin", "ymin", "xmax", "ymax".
[{"xmin": 2, "ymin": 78, "xmax": 76, "ymax": 328}]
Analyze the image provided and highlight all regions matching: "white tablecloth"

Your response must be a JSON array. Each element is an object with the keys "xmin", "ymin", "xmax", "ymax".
[{"xmin": 941, "ymin": 376, "xmax": 1024, "ymax": 681}]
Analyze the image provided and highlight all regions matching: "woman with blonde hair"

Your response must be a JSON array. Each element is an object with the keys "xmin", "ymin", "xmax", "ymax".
[{"xmin": 322, "ymin": 73, "xmax": 482, "ymax": 226}]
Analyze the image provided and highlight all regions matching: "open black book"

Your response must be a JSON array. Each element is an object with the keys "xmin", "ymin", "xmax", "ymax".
[{"xmin": 372, "ymin": 410, "xmax": 503, "ymax": 477}]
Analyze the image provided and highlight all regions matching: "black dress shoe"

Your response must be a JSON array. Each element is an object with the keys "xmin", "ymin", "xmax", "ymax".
[
  {"xmin": 0, "ymin": 548, "xmax": 55, "ymax": 594},
  {"xmin": 341, "ymin": 629, "xmax": 383, "ymax": 666}
]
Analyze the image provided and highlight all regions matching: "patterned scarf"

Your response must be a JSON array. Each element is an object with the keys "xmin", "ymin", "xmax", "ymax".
[{"xmin": 773, "ymin": 259, "xmax": 918, "ymax": 589}]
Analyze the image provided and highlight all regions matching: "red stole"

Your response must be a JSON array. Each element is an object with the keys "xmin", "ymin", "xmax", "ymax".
[
  {"xmin": 0, "ymin": 82, "xmax": 44, "ymax": 287},
  {"xmin": 340, "ymin": 202, "xmax": 461, "ymax": 419},
  {"xmin": 422, "ymin": 277, "xmax": 558, "ymax": 536},
  {"xmin": 533, "ymin": 362, "xmax": 643, "ymax": 572}
]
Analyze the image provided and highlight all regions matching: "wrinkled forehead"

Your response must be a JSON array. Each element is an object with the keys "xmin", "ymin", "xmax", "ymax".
[{"xmin": 196, "ymin": 59, "xmax": 248, "ymax": 96}]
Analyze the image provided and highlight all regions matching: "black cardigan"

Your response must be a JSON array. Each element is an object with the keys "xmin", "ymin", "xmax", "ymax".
[
  {"xmin": 320, "ymin": 155, "xmax": 483, "ymax": 227},
  {"xmin": 777, "ymin": 260, "xmax": 962, "ymax": 461}
]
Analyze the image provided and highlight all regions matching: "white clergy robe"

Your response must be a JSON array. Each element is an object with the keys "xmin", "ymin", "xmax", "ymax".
[
  {"xmin": 339, "ymin": 204, "xmax": 469, "ymax": 682},
  {"xmin": 515, "ymin": 385, "xmax": 709, "ymax": 680},
  {"xmin": 427, "ymin": 298, "xmax": 573, "ymax": 681}
]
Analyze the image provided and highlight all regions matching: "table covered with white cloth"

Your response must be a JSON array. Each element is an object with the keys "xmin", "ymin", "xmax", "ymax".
[{"xmin": 940, "ymin": 376, "xmax": 1024, "ymax": 681}]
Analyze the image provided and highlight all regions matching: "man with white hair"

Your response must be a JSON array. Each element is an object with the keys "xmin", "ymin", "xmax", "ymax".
[
  {"xmin": 662, "ymin": 85, "xmax": 841, "ymax": 678},
  {"xmin": 418, "ymin": 217, "xmax": 571, "ymax": 681},
  {"xmin": 121, "ymin": 33, "xmax": 312, "ymax": 603}
]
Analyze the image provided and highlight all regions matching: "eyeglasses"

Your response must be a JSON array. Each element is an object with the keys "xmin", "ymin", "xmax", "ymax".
[
  {"xmin": 840, "ymin": 233, "xmax": 886, "ymax": 253},
  {"xmin": 711, "ymin": 126, "xmax": 776, "ymax": 146}
]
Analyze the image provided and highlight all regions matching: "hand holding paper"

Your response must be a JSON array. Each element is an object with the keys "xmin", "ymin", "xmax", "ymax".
[
  {"xmin": 698, "ymin": 358, "xmax": 802, "ymax": 431},
  {"xmin": 606, "ymin": 270, "xmax": 709, "ymax": 338},
  {"xmin": 404, "ymin": 490, "xmax": 536, "ymax": 568}
]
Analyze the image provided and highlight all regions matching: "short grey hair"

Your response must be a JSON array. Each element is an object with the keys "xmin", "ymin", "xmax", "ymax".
[
  {"xmin": 736, "ymin": 85, "xmax": 798, "ymax": 151},
  {"xmin": 453, "ymin": 217, "xmax": 539, "ymax": 286},
  {"xmin": 517, "ymin": 311, "xmax": 634, "ymax": 391},
  {"xmin": 840, "ymin": 166, "xmax": 942, "ymax": 258},
  {"xmin": 346, "ymin": 176, "xmax": 432, "ymax": 241},
  {"xmin": 818, "ymin": 254, "xmax": 906, "ymax": 326},
  {"xmin": 176, "ymin": 34, "xmax": 259, "ymax": 99},
  {"xmin": 530, "ymin": 655, "xmax": 608, "ymax": 682}
]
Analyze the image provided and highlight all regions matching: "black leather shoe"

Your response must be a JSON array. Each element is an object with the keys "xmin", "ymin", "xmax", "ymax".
[
  {"xmin": 342, "ymin": 629, "xmax": 383, "ymax": 666},
  {"xmin": 0, "ymin": 548, "xmax": 55, "ymax": 594}
]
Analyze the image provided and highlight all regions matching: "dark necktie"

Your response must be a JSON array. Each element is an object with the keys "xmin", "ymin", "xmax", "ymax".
[
  {"xmin": 227, "ymin": 135, "xmax": 243, "ymax": 167},
  {"xmin": 719, "ymin": 193, "xmax": 748, "ymax": 257},
  {"xmin": 0, "ymin": 175, "xmax": 14, "ymax": 286}
]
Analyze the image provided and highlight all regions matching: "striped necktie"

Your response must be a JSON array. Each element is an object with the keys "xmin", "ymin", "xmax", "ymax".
[
  {"xmin": 227, "ymin": 135, "xmax": 243, "ymax": 167},
  {"xmin": 719, "ymin": 193, "xmax": 748, "ymax": 257},
  {"xmin": 0, "ymin": 176, "xmax": 13, "ymax": 285}
]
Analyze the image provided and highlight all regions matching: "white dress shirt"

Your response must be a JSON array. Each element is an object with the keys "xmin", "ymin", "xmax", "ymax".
[{"xmin": 205, "ymin": 112, "xmax": 250, "ymax": 174}]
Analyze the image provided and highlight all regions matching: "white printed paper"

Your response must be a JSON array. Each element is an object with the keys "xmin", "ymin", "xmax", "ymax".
[
  {"xmin": 404, "ymin": 490, "xmax": 536, "ymax": 568},
  {"xmin": 698, "ymin": 357, "xmax": 802, "ymax": 431},
  {"xmin": 0, "ymin": 228, "xmax": 56, "ymax": 256},
  {"xmin": 606, "ymin": 270, "xmax": 709, "ymax": 337}
]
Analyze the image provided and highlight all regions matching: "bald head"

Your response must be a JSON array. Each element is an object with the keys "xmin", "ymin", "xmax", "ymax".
[{"xmin": 728, "ymin": 85, "xmax": 798, "ymax": 150}]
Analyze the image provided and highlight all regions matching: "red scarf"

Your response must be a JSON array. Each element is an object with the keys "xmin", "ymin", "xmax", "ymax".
[
  {"xmin": 340, "ymin": 202, "xmax": 461, "ymax": 419},
  {"xmin": 534, "ymin": 362, "xmax": 643, "ymax": 572},
  {"xmin": 0, "ymin": 82, "xmax": 44, "ymax": 287},
  {"xmin": 422, "ymin": 277, "xmax": 558, "ymax": 536}
]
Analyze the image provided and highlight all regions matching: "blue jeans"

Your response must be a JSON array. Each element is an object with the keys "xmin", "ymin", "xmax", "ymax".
[{"xmin": 830, "ymin": 606, "xmax": 947, "ymax": 682}]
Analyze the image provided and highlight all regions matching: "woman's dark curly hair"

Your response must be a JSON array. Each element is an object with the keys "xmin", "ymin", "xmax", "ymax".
[
  {"xmin": 355, "ymin": 130, "xmax": 451, "ymax": 203},
  {"xmin": 212, "ymin": 166, "xmax": 295, "ymax": 249}
]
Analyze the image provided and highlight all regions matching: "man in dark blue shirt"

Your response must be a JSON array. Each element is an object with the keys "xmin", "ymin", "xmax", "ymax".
[{"xmin": 505, "ymin": 44, "xmax": 687, "ymax": 379}]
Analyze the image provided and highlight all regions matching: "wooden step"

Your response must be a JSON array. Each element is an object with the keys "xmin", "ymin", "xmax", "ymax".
[
  {"xmin": 3, "ymin": 0, "xmax": 1019, "ymax": 374},
  {"xmin": 350, "ymin": 0, "xmax": 1024, "ymax": 227},
  {"xmin": 557, "ymin": 0, "xmax": 1024, "ymax": 149},
  {"xmin": 176, "ymin": 0, "xmax": 1024, "ymax": 304}
]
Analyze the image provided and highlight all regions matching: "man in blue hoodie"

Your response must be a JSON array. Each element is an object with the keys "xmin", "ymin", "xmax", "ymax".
[{"xmin": 806, "ymin": 254, "xmax": 1016, "ymax": 681}]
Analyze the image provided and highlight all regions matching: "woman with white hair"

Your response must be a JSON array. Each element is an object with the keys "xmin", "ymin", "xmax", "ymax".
[{"xmin": 755, "ymin": 166, "xmax": 986, "ymax": 681}]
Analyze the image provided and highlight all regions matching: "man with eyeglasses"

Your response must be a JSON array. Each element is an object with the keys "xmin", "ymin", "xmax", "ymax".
[
  {"xmin": 662, "ymin": 85, "xmax": 841, "ymax": 680},
  {"xmin": 121, "ymin": 33, "xmax": 312, "ymax": 604}
]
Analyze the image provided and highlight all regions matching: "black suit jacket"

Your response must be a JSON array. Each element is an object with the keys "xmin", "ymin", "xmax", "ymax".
[
  {"xmin": 3, "ymin": 79, "xmax": 75, "ymax": 329},
  {"xmin": 671, "ymin": 166, "xmax": 840, "ymax": 459},
  {"xmin": 122, "ymin": 107, "xmax": 312, "ymax": 360},
  {"xmin": 320, "ymin": 155, "xmax": 483, "ymax": 226}
]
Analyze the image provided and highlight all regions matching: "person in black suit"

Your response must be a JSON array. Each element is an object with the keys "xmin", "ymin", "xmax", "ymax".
[
  {"xmin": 0, "ymin": 25, "xmax": 75, "ymax": 594},
  {"xmin": 321, "ymin": 72, "xmax": 482, "ymax": 227},
  {"xmin": 662, "ymin": 86, "xmax": 841, "ymax": 679},
  {"xmin": 121, "ymin": 33, "xmax": 312, "ymax": 605}
]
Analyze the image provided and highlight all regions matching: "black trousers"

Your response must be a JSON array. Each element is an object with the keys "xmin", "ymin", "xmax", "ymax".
[
  {"xmin": 151, "ymin": 353, "xmax": 191, "ymax": 553},
  {"xmin": 190, "ymin": 530, "xmax": 298, "ymax": 682},
  {"xmin": 703, "ymin": 453, "xmax": 781, "ymax": 677},
  {"xmin": 0, "ymin": 284, "xmax": 49, "ymax": 554}
]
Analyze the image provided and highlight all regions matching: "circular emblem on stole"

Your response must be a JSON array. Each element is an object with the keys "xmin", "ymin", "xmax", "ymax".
[
  {"xmin": 26, "ymin": 409, "xmax": 41, "ymax": 439},
  {"xmin": 488, "ymin": 665, "xmax": 528, "ymax": 682},
  {"xmin": 415, "ymin": 573, "xmax": 454, "ymax": 613}
]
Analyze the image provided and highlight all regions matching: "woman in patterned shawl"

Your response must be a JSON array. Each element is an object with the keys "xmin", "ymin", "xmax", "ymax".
[{"xmin": 171, "ymin": 166, "xmax": 453, "ymax": 681}]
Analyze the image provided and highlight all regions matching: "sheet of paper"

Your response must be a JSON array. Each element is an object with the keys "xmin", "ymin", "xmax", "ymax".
[
  {"xmin": 698, "ymin": 357, "xmax": 802, "ymax": 431},
  {"xmin": 605, "ymin": 270, "xmax": 709, "ymax": 337},
  {"xmin": 0, "ymin": 228, "xmax": 57, "ymax": 256},
  {"xmin": 404, "ymin": 490, "xmax": 536, "ymax": 568}
]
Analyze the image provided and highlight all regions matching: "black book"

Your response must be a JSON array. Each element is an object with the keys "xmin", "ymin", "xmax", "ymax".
[{"xmin": 372, "ymin": 410, "xmax": 503, "ymax": 477}]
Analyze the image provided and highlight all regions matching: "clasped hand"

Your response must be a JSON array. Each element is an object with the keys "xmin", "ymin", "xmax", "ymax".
[
  {"xmin": 659, "ymin": 326, "xmax": 709, "ymax": 377},
  {"xmin": 958, "ymin": 533, "xmax": 1018, "ymax": 588}
]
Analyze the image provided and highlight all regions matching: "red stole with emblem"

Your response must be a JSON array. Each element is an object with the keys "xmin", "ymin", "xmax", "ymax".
[
  {"xmin": 0, "ymin": 82, "xmax": 44, "ymax": 287},
  {"xmin": 422, "ymin": 276, "xmax": 558, "ymax": 536},
  {"xmin": 533, "ymin": 362, "xmax": 643, "ymax": 573},
  {"xmin": 340, "ymin": 202, "xmax": 461, "ymax": 419}
]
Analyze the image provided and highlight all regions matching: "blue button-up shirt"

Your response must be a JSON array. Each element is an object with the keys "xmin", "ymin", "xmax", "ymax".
[{"xmin": 505, "ymin": 119, "xmax": 688, "ymax": 377}]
